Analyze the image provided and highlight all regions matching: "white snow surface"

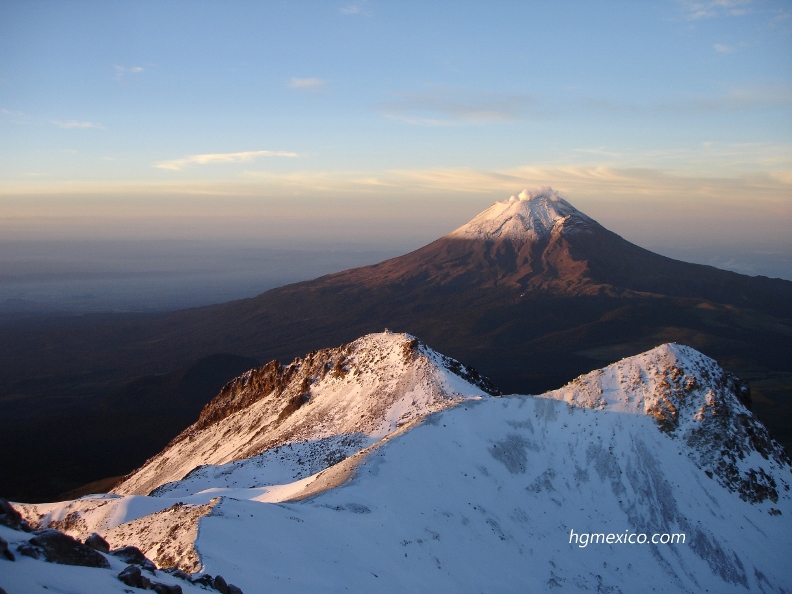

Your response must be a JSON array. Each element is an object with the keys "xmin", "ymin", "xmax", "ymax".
[
  {"xmin": 448, "ymin": 187, "xmax": 594, "ymax": 243},
  {"xmin": 113, "ymin": 332, "xmax": 493, "ymax": 497},
  {"xmin": 6, "ymin": 338, "xmax": 792, "ymax": 593}
]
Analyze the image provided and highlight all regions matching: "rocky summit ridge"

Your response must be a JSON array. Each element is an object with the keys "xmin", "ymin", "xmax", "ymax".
[
  {"xmin": 6, "ymin": 333, "xmax": 791, "ymax": 593},
  {"xmin": 543, "ymin": 342, "xmax": 791, "ymax": 505},
  {"xmin": 111, "ymin": 332, "xmax": 499, "ymax": 497}
]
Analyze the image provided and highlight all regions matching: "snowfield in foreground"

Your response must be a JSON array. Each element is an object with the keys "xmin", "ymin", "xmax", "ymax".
[{"xmin": 4, "ymin": 334, "xmax": 791, "ymax": 593}]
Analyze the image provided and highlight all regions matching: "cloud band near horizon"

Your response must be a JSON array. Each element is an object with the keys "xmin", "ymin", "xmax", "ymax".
[{"xmin": 155, "ymin": 150, "xmax": 300, "ymax": 171}]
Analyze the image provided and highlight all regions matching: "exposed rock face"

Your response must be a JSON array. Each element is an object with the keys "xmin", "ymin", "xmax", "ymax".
[
  {"xmin": 84, "ymin": 532, "xmax": 110, "ymax": 553},
  {"xmin": 151, "ymin": 582, "xmax": 184, "ymax": 594},
  {"xmin": 17, "ymin": 529, "xmax": 110, "ymax": 568},
  {"xmin": 112, "ymin": 332, "xmax": 499, "ymax": 497},
  {"xmin": 0, "ymin": 499, "xmax": 30, "ymax": 531},
  {"xmin": 104, "ymin": 499, "xmax": 216, "ymax": 572},
  {"xmin": 111, "ymin": 545, "xmax": 156, "ymax": 571},
  {"xmin": 0, "ymin": 535, "xmax": 14, "ymax": 561},
  {"xmin": 543, "ymin": 343, "xmax": 792, "ymax": 504},
  {"xmin": 118, "ymin": 564, "xmax": 150, "ymax": 589}
]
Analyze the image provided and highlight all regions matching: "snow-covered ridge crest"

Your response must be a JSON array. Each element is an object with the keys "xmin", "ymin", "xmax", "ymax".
[
  {"xmin": 111, "ymin": 332, "xmax": 500, "ymax": 497},
  {"xmin": 447, "ymin": 187, "xmax": 592, "ymax": 242},
  {"xmin": 9, "ymin": 337, "xmax": 792, "ymax": 592},
  {"xmin": 542, "ymin": 342, "xmax": 792, "ymax": 504}
]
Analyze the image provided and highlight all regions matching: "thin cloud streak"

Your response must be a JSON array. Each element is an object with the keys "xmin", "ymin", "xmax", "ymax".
[
  {"xmin": 2, "ymin": 166, "xmax": 789, "ymax": 254},
  {"xmin": 6, "ymin": 163, "xmax": 790, "ymax": 202},
  {"xmin": 288, "ymin": 78, "xmax": 326, "ymax": 92},
  {"xmin": 378, "ymin": 89, "xmax": 537, "ymax": 126},
  {"xmin": 114, "ymin": 65, "xmax": 144, "ymax": 83},
  {"xmin": 155, "ymin": 150, "xmax": 300, "ymax": 171},
  {"xmin": 678, "ymin": 0, "xmax": 753, "ymax": 20},
  {"xmin": 52, "ymin": 120, "xmax": 104, "ymax": 129},
  {"xmin": 1, "ymin": 108, "xmax": 29, "ymax": 125},
  {"xmin": 340, "ymin": 1, "xmax": 367, "ymax": 15}
]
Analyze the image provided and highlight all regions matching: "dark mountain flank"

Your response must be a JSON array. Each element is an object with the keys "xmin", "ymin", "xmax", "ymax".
[{"xmin": 2, "ymin": 188, "xmax": 791, "ymax": 501}]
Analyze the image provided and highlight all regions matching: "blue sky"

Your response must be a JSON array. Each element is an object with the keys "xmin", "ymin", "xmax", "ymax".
[{"xmin": 1, "ymin": 0, "xmax": 790, "ymax": 274}]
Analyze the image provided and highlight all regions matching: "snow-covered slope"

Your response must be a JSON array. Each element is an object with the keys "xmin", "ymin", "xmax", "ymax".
[
  {"xmin": 193, "ymin": 394, "xmax": 790, "ymax": 593},
  {"xmin": 112, "ymin": 332, "xmax": 499, "ymax": 497},
  {"xmin": 448, "ymin": 187, "xmax": 594, "ymax": 243},
  {"xmin": 7, "ymin": 337, "xmax": 791, "ymax": 593},
  {"xmin": 542, "ymin": 343, "xmax": 790, "ymax": 505}
]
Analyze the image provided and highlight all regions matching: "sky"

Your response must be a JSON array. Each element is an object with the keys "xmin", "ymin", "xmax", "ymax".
[{"xmin": 1, "ymin": 0, "xmax": 791, "ymax": 281}]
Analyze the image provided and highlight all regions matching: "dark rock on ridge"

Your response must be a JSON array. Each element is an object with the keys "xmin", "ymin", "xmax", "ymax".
[
  {"xmin": 84, "ymin": 531, "xmax": 110, "ymax": 553},
  {"xmin": 18, "ymin": 528, "xmax": 110, "ymax": 568},
  {"xmin": 111, "ymin": 544, "xmax": 157, "ymax": 571}
]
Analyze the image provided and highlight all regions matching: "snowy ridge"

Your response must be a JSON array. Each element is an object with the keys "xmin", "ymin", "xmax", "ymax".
[
  {"xmin": 447, "ymin": 187, "xmax": 594, "ymax": 243},
  {"xmin": 541, "ymin": 343, "xmax": 792, "ymax": 504},
  {"xmin": 112, "ymin": 332, "xmax": 499, "ymax": 497},
  {"xmin": 8, "ymin": 337, "xmax": 792, "ymax": 592}
]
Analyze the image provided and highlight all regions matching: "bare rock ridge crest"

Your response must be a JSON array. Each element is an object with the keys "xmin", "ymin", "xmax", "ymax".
[
  {"xmin": 112, "ymin": 332, "xmax": 500, "ymax": 497},
  {"xmin": 6, "ymin": 332, "xmax": 791, "ymax": 592},
  {"xmin": 111, "ymin": 331, "xmax": 789, "ymax": 511},
  {"xmin": 543, "ymin": 342, "xmax": 791, "ymax": 504}
]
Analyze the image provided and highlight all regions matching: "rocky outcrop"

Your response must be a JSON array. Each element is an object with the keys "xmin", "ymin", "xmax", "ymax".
[
  {"xmin": 0, "ymin": 498, "xmax": 30, "ymax": 531},
  {"xmin": 113, "ymin": 333, "xmax": 499, "ymax": 497},
  {"xmin": 17, "ymin": 529, "xmax": 110, "ymax": 568},
  {"xmin": 118, "ymin": 564, "xmax": 151, "ymax": 589},
  {"xmin": 111, "ymin": 544, "xmax": 156, "ymax": 570},
  {"xmin": 544, "ymin": 343, "xmax": 792, "ymax": 504},
  {"xmin": 84, "ymin": 532, "xmax": 110, "ymax": 553},
  {"xmin": 0, "ymin": 535, "xmax": 14, "ymax": 561}
]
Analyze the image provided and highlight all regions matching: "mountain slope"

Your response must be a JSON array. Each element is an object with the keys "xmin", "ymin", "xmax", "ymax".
[
  {"xmin": 2, "ymin": 188, "xmax": 791, "ymax": 502},
  {"xmin": 11, "ymin": 337, "xmax": 791, "ymax": 593},
  {"xmin": 542, "ymin": 342, "xmax": 790, "ymax": 504},
  {"xmin": 112, "ymin": 332, "xmax": 499, "ymax": 497},
  {"xmin": 305, "ymin": 187, "xmax": 791, "ymax": 306}
]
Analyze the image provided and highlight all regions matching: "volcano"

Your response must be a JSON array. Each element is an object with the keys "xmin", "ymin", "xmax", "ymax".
[
  {"xmin": 2, "ymin": 188, "xmax": 791, "ymax": 501},
  {"xmin": 314, "ymin": 187, "xmax": 790, "ymax": 304}
]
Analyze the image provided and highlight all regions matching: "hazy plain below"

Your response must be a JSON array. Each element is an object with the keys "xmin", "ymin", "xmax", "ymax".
[
  {"xmin": 0, "ymin": 239, "xmax": 408, "ymax": 314},
  {"xmin": 1, "ymin": 237, "xmax": 790, "ymax": 315}
]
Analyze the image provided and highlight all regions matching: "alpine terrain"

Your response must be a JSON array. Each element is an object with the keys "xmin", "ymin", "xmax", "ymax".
[
  {"xmin": 2, "ymin": 332, "xmax": 790, "ymax": 592},
  {"xmin": 2, "ymin": 188, "xmax": 791, "ymax": 504}
]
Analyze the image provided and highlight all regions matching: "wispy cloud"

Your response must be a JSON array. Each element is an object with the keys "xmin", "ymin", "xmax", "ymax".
[
  {"xmin": 677, "ymin": 85, "xmax": 792, "ymax": 110},
  {"xmin": 340, "ymin": 1, "xmax": 367, "ymax": 15},
  {"xmin": 678, "ymin": 0, "xmax": 753, "ymax": 20},
  {"xmin": 155, "ymin": 150, "xmax": 299, "ymax": 171},
  {"xmin": 379, "ymin": 89, "xmax": 537, "ymax": 126},
  {"xmin": 114, "ymin": 65, "xmax": 145, "ymax": 86},
  {"xmin": 52, "ymin": 120, "xmax": 104, "ymax": 129},
  {"xmin": 1, "ymin": 107, "xmax": 28, "ymax": 125},
  {"xmin": 288, "ymin": 78, "xmax": 327, "ymax": 92},
  {"xmin": 580, "ymin": 85, "xmax": 792, "ymax": 115}
]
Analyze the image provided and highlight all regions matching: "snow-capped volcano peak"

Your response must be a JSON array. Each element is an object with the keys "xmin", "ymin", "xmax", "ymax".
[{"xmin": 448, "ymin": 187, "xmax": 592, "ymax": 242}]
